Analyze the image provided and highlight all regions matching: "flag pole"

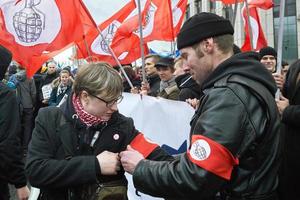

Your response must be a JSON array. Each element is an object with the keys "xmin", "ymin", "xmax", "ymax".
[
  {"xmin": 83, "ymin": 35, "xmax": 92, "ymax": 62},
  {"xmin": 275, "ymin": 0, "xmax": 286, "ymax": 99},
  {"xmin": 245, "ymin": 0, "xmax": 253, "ymax": 51},
  {"xmin": 137, "ymin": 0, "xmax": 146, "ymax": 83},
  {"xmin": 232, "ymin": 0, "xmax": 238, "ymax": 26},
  {"xmin": 73, "ymin": 44, "xmax": 80, "ymax": 69},
  {"xmin": 78, "ymin": 0, "xmax": 134, "ymax": 89}
]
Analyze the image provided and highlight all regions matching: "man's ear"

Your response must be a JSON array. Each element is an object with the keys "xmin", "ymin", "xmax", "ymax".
[{"xmin": 202, "ymin": 38, "xmax": 214, "ymax": 53}]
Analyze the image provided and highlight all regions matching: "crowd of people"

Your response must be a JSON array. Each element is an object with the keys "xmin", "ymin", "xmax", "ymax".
[{"xmin": 0, "ymin": 11, "xmax": 299, "ymax": 200}]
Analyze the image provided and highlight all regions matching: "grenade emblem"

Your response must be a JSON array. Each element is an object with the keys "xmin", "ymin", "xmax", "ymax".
[
  {"xmin": 194, "ymin": 143, "xmax": 207, "ymax": 160},
  {"xmin": 100, "ymin": 23, "xmax": 118, "ymax": 54},
  {"xmin": 133, "ymin": 3, "xmax": 155, "ymax": 35},
  {"xmin": 13, "ymin": 0, "xmax": 45, "ymax": 43}
]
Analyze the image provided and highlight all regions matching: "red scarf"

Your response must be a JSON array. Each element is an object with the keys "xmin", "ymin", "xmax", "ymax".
[{"xmin": 72, "ymin": 94, "xmax": 104, "ymax": 127}]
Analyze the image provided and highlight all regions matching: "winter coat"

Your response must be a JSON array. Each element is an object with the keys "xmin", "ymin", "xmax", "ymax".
[
  {"xmin": 147, "ymin": 74, "xmax": 160, "ymax": 96},
  {"xmin": 131, "ymin": 52, "xmax": 282, "ymax": 200},
  {"xmin": 48, "ymin": 85, "xmax": 72, "ymax": 106},
  {"xmin": 14, "ymin": 70, "xmax": 36, "ymax": 109},
  {"xmin": 26, "ymin": 93, "xmax": 172, "ymax": 200},
  {"xmin": 175, "ymin": 73, "xmax": 203, "ymax": 101},
  {"xmin": 279, "ymin": 60, "xmax": 300, "ymax": 199},
  {"xmin": 0, "ymin": 82, "xmax": 27, "ymax": 194},
  {"xmin": 157, "ymin": 84, "xmax": 180, "ymax": 100}
]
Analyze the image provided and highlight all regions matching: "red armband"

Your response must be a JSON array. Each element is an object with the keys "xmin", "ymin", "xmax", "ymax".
[
  {"xmin": 187, "ymin": 135, "xmax": 239, "ymax": 180},
  {"xmin": 130, "ymin": 133, "xmax": 159, "ymax": 158}
]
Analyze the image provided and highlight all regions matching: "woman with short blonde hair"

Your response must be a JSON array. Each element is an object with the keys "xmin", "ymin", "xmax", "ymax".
[{"xmin": 26, "ymin": 62, "xmax": 172, "ymax": 200}]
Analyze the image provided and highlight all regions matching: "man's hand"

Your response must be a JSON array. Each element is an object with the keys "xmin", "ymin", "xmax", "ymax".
[
  {"xmin": 130, "ymin": 87, "xmax": 139, "ymax": 94},
  {"xmin": 272, "ymin": 73, "xmax": 284, "ymax": 91},
  {"xmin": 96, "ymin": 151, "xmax": 121, "ymax": 175},
  {"xmin": 141, "ymin": 81, "xmax": 150, "ymax": 93},
  {"xmin": 186, "ymin": 98, "xmax": 200, "ymax": 109},
  {"xmin": 16, "ymin": 186, "xmax": 30, "ymax": 200},
  {"xmin": 276, "ymin": 95, "xmax": 289, "ymax": 115},
  {"xmin": 120, "ymin": 145, "xmax": 144, "ymax": 174}
]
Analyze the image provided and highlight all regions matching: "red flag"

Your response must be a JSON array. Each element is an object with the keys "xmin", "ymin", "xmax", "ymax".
[
  {"xmin": 0, "ymin": 0, "xmax": 94, "ymax": 77},
  {"xmin": 241, "ymin": 6, "xmax": 268, "ymax": 52},
  {"xmin": 187, "ymin": 135, "xmax": 239, "ymax": 180},
  {"xmin": 213, "ymin": 0, "xmax": 273, "ymax": 9},
  {"xmin": 172, "ymin": 0, "xmax": 188, "ymax": 37},
  {"xmin": 76, "ymin": 0, "xmax": 149, "ymax": 66},
  {"xmin": 212, "ymin": 0, "xmax": 244, "ymax": 4},
  {"xmin": 113, "ymin": 0, "xmax": 174, "ymax": 45},
  {"xmin": 248, "ymin": 0, "xmax": 274, "ymax": 10}
]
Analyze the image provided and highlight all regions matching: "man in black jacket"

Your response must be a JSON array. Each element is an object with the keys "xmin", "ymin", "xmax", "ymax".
[
  {"xmin": 276, "ymin": 59, "xmax": 300, "ymax": 199},
  {"xmin": 120, "ymin": 12, "xmax": 281, "ymax": 200},
  {"xmin": 0, "ymin": 45, "xmax": 29, "ymax": 200}
]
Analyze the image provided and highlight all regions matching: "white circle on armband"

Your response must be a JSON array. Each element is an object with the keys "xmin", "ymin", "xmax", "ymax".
[{"xmin": 190, "ymin": 139, "xmax": 211, "ymax": 161}]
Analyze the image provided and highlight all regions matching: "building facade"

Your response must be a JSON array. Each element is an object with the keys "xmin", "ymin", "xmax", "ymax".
[{"xmin": 186, "ymin": 0, "xmax": 300, "ymax": 64}]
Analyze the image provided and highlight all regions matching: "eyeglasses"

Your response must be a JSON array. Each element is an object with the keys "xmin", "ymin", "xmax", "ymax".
[{"xmin": 89, "ymin": 93, "xmax": 123, "ymax": 107}]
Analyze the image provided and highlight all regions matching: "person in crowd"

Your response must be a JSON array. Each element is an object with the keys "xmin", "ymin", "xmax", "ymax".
[
  {"xmin": 173, "ymin": 57, "xmax": 185, "ymax": 77},
  {"xmin": 138, "ymin": 54, "xmax": 161, "ymax": 96},
  {"xmin": 120, "ymin": 12, "xmax": 281, "ymax": 200},
  {"xmin": 281, "ymin": 60, "xmax": 289, "ymax": 77},
  {"xmin": 259, "ymin": 46, "xmax": 284, "ymax": 91},
  {"xmin": 33, "ymin": 65, "xmax": 48, "ymax": 119},
  {"xmin": 276, "ymin": 59, "xmax": 300, "ymax": 200},
  {"xmin": 281, "ymin": 60, "xmax": 290, "ymax": 93},
  {"xmin": 174, "ymin": 57, "xmax": 203, "ymax": 102},
  {"xmin": 120, "ymin": 64, "xmax": 141, "ymax": 93},
  {"xmin": 48, "ymin": 69, "xmax": 73, "ymax": 106},
  {"xmin": 26, "ymin": 62, "xmax": 172, "ymax": 200},
  {"xmin": 0, "ymin": 45, "xmax": 30, "ymax": 200},
  {"xmin": 10, "ymin": 67, "xmax": 36, "ymax": 155},
  {"xmin": 153, "ymin": 56, "xmax": 180, "ymax": 100},
  {"xmin": 39, "ymin": 61, "xmax": 59, "ymax": 106}
]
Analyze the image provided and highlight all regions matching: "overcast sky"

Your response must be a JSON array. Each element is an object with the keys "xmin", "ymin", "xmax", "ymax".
[{"xmin": 83, "ymin": 0, "xmax": 130, "ymax": 24}]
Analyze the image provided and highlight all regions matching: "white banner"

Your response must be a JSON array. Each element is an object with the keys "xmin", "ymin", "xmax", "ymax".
[{"xmin": 118, "ymin": 93, "xmax": 195, "ymax": 200}]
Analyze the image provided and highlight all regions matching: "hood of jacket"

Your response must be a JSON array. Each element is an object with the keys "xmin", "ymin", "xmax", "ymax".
[
  {"xmin": 0, "ymin": 45, "xmax": 12, "ymax": 80},
  {"xmin": 15, "ymin": 70, "xmax": 27, "ymax": 82},
  {"xmin": 202, "ymin": 52, "xmax": 277, "ymax": 96}
]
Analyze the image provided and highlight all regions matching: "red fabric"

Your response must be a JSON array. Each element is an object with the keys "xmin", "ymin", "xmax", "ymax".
[
  {"xmin": 0, "ymin": 0, "xmax": 94, "ymax": 77},
  {"xmin": 213, "ymin": 0, "xmax": 273, "ymax": 9},
  {"xmin": 241, "ymin": 6, "xmax": 268, "ymax": 52},
  {"xmin": 72, "ymin": 94, "xmax": 104, "ymax": 127},
  {"xmin": 248, "ymin": 0, "xmax": 274, "ymax": 10},
  {"xmin": 172, "ymin": 0, "xmax": 188, "ymax": 37},
  {"xmin": 111, "ymin": 0, "xmax": 174, "ymax": 55},
  {"xmin": 76, "ymin": 0, "xmax": 148, "ymax": 66},
  {"xmin": 130, "ymin": 133, "xmax": 159, "ymax": 158},
  {"xmin": 187, "ymin": 135, "xmax": 239, "ymax": 180},
  {"xmin": 212, "ymin": 0, "xmax": 244, "ymax": 4}
]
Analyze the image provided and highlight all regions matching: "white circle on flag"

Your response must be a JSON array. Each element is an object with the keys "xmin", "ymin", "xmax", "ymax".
[
  {"xmin": 2, "ymin": 0, "xmax": 61, "ymax": 46},
  {"xmin": 190, "ymin": 139, "xmax": 211, "ymax": 161}
]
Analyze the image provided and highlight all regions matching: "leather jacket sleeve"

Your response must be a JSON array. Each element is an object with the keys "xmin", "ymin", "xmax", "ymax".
[{"xmin": 132, "ymin": 86, "xmax": 264, "ymax": 199}]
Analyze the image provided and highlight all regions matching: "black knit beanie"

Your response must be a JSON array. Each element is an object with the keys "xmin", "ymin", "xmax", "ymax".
[
  {"xmin": 177, "ymin": 12, "xmax": 234, "ymax": 50},
  {"xmin": 259, "ymin": 46, "xmax": 277, "ymax": 59},
  {"xmin": 0, "ymin": 45, "xmax": 12, "ymax": 80}
]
